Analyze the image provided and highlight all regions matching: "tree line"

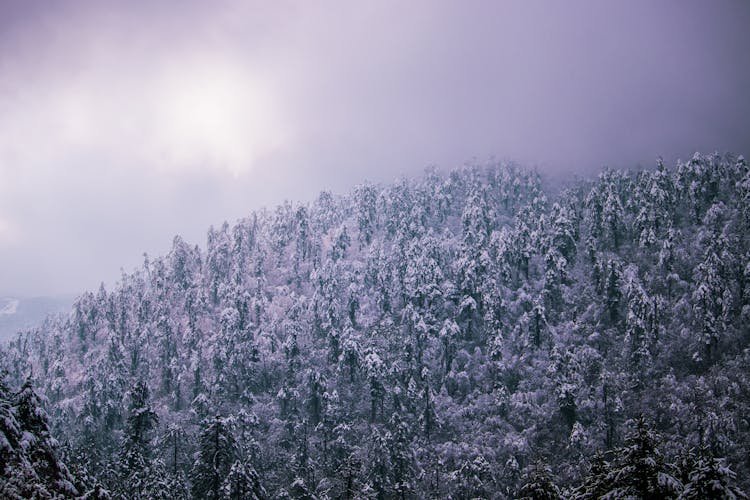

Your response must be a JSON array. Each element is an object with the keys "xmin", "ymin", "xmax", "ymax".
[{"xmin": 1, "ymin": 153, "xmax": 749, "ymax": 497}]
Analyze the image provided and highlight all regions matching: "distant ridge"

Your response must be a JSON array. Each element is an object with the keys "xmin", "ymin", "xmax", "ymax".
[{"xmin": 0, "ymin": 296, "xmax": 72, "ymax": 342}]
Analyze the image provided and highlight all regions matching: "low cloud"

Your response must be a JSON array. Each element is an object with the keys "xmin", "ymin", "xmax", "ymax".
[{"xmin": 1, "ymin": 0, "xmax": 749, "ymax": 296}]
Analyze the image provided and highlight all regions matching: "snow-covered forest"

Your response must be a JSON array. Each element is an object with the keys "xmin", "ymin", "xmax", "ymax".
[{"xmin": 1, "ymin": 153, "xmax": 749, "ymax": 498}]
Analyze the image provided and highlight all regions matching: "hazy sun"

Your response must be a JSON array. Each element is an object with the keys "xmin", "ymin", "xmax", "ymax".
[{"xmin": 155, "ymin": 62, "xmax": 284, "ymax": 176}]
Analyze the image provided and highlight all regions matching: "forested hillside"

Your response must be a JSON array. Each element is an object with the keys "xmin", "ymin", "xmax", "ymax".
[{"xmin": 2, "ymin": 153, "xmax": 749, "ymax": 498}]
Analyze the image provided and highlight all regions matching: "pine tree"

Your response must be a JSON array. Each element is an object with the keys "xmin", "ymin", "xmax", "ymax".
[
  {"xmin": 221, "ymin": 459, "xmax": 267, "ymax": 500},
  {"xmin": 191, "ymin": 416, "xmax": 238, "ymax": 500},
  {"xmin": 124, "ymin": 380, "xmax": 159, "ymax": 454},
  {"xmin": 389, "ymin": 413, "xmax": 413, "ymax": 499},
  {"xmin": 366, "ymin": 428, "xmax": 391, "ymax": 500},
  {"xmin": 680, "ymin": 449, "xmax": 747, "ymax": 499},
  {"xmin": 518, "ymin": 461, "xmax": 562, "ymax": 500},
  {"xmin": 593, "ymin": 416, "xmax": 682, "ymax": 499},
  {"xmin": 0, "ymin": 376, "xmax": 79, "ymax": 498},
  {"xmin": 604, "ymin": 259, "xmax": 623, "ymax": 325}
]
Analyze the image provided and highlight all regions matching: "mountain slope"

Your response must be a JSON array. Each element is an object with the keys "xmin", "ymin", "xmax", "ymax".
[{"xmin": 2, "ymin": 154, "xmax": 749, "ymax": 498}]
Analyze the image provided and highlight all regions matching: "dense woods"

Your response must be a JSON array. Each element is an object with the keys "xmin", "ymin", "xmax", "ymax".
[{"xmin": 2, "ymin": 152, "xmax": 749, "ymax": 498}]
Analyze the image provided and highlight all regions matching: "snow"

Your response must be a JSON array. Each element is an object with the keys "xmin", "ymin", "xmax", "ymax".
[{"xmin": 0, "ymin": 298, "xmax": 19, "ymax": 316}]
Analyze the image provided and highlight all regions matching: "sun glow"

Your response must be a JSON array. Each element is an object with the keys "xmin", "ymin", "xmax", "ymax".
[
  {"xmin": 0, "ymin": 57, "xmax": 287, "ymax": 178},
  {"xmin": 154, "ymin": 62, "xmax": 285, "ymax": 176}
]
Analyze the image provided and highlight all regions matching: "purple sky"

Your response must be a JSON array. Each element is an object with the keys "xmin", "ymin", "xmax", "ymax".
[{"xmin": 1, "ymin": 0, "xmax": 749, "ymax": 296}]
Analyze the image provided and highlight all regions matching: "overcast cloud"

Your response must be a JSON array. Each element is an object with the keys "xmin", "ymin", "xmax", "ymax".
[{"xmin": 1, "ymin": 0, "xmax": 749, "ymax": 296}]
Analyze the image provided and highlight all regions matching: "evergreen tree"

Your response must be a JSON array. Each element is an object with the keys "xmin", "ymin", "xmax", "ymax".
[
  {"xmin": 221, "ymin": 459, "xmax": 267, "ymax": 500},
  {"xmin": 191, "ymin": 416, "xmax": 238, "ymax": 500},
  {"xmin": 679, "ymin": 449, "xmax": 747, "ymax": 499},
  {"xmin": 518, "ymin": 461, "xmax": 563, "ymax": 500},
  {"xmin": 0, "ymin": 376, "xmax": 79, "ymax": 498},
  {"xmin": 124, "ymin": 380, "xmax": 159, "ymax": 454},
  {"xmin": 587, "ymin": 417, "xmax": 682, "ymax": 499}
]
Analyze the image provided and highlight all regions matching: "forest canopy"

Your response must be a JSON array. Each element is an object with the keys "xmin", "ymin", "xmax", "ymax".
[{"xmin": 2, "ymin": 153, "xmax": 749, "ymax": 498}]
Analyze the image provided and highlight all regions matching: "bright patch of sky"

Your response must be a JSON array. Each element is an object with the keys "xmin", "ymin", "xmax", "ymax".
[{"xmin": 0, "ymin": 0, "xmax": 748, "ymax": 296}]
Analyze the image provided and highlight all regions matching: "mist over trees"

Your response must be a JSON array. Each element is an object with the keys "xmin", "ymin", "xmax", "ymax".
[{"xmin": 1, "ymin": 152, "xmax": 749, "ymax": 498}]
